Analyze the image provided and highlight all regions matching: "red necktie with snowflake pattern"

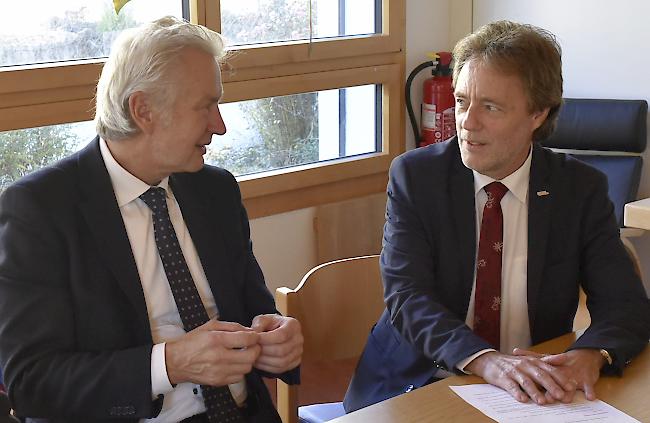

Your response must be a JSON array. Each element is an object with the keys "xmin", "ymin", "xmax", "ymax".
[{"xmin": 473, "ymin": 182, "xmax": 509, "ymax": 348}]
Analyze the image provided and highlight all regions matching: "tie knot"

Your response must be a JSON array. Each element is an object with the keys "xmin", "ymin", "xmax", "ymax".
[
  {"xmin": 484, "ymin": 182, "xmax": 508, "ymax": 203},
  {"xmin": 139, "ymin": 187, "xmax": 167, "ymax": 211}
]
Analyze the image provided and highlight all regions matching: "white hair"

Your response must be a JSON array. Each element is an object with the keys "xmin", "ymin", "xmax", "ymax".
[{"xmin": 95, "ymin": 16, "xmax": 226, "ymax": 140}]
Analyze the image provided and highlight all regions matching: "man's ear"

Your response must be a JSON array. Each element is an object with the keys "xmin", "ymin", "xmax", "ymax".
[
  {"xmin": 531, "ymin": 107, "xmax": 550, "ymax": 131},
  {"xmin": 128, "ymin": 91, "xmax": 154, "ymax": 134}
]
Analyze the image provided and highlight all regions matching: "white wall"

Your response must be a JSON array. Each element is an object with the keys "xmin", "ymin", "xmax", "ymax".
[
  {"xmin": 250, "ymin": 208, "xmax": 316, "ymax": 293},
  {"xmin": 473, "ymin": 0, "xmax": 650, "ymax": 287}
]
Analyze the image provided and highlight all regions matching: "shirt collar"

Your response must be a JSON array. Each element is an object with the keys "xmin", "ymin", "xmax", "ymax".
[
  {"xmin": 472, "ymin": 146, "xmax": 532, "ymax": 205},
  {"xmin": 99, "ymin": 138, "xmax": 170, "ymax": 207}
]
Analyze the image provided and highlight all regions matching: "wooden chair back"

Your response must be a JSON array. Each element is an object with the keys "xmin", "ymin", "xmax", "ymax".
[{"xmin": 275, "ymin": 255, "xmax": 384, "ymax": 423}]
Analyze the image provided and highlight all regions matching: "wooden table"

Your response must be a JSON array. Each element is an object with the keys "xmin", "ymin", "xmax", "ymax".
[{"xmin": 331, "ymin": 332, "xmax": 650, "ymax": 422}]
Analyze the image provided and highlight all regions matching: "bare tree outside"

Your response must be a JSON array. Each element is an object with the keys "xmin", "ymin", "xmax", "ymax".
[
  {"xmin": 206, "ymin": 91, "xmax": 319, "ymax": 176},
  {"xmin": 207, "ymin": 0, "xmax": 319, "ymax": 175}
]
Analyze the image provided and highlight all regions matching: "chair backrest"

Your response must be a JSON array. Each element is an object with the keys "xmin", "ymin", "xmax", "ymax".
[
  {"xmin": 541, "ymin": 98, "xmax": 648, "ymax": 226},
  {"xmin": 275, "ymin": 255, "xmax": 384, "ymax": 423}
]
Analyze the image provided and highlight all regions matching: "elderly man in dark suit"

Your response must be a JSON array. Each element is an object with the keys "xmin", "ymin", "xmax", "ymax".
[
  {"xmin": 0, "ymin": 17, "xmax": 302, "ymax": 423},
  {"xmin": 344, "ymin": 20, "xmax": 650, "ymax": 412}
]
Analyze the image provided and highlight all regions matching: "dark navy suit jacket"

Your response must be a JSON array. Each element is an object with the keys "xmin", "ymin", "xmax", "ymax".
[
  {"xmin": 344, "ymin": 138, "xmax": 650, "ymax": 412},
  {"xmin": 0, "ymin": 138, "xmax": 298, "ymax": 422}
]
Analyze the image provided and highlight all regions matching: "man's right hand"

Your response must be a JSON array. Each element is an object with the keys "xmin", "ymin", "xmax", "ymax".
[
  {"xmin": 165, "ymin": 320, "xmax": 261, "ymax": 387},
  {"xmin": 464, "ymin": 351, "xmax": 576, "ymax": 405}
]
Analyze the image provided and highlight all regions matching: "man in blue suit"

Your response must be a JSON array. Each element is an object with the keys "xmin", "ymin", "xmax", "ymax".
[
  {"xmin": 0, "ymin": 17, "xmax": 302, "ymax": 422},
  {"xmin": 344, "ymin": 20, "xmax": 650, "ymax": 412}
]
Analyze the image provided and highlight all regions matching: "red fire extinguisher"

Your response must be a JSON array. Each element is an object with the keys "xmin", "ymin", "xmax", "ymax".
[{"xmin": 406, "ymin": 52, "xmax": 456, "ymax": 147}]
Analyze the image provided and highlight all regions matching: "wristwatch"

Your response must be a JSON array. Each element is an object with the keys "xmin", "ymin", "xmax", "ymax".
[{"xmin": 599, "ymin": 348, "xmax": 613, "ymax": 366}]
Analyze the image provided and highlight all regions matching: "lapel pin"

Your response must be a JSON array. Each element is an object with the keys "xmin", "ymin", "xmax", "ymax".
[{"xmin": 537, "ymin": 190, "xmax": 550, "ymax": 197}]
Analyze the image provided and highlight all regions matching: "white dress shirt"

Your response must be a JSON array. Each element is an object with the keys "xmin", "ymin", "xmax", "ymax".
[
  {"xmin": 99, "ymin": 139, "xmax": 246, "ymax": 422},
  {"xmin": 456, "ymin": 148, "xmax": 532, "ymax": 371}
]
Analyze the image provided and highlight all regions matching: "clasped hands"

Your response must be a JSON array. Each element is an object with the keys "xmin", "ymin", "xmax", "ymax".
[
  {"xmin": 465, "ymin": 347, "xmax": 605, "ymax": 405},
  {"xmin": 166, "ymin": 314, "xmax": 303, "ymax": 387}
]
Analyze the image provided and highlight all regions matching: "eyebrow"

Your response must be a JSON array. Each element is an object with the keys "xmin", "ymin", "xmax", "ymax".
[
  {"xmin": 478, "ymin": 96, "xmax": 506, "ymax": 106},
  {"xmin": 453, "ymin": 91, "xmax": 504, "ymax": 106}
]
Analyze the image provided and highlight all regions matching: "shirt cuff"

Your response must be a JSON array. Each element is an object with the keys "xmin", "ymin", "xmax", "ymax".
[
  {"xmin": 456, "ymin": 349, "xmax": 497, "ymax": 374},
  {"xmin": 151, "ymin": 343, "xmax": 174, "ymax": 397}
]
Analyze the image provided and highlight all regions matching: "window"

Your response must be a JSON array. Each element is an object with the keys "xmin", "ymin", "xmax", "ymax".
[
  {"xmin": 0, "ymin": 121, "xmax": 93, "ymax": 191},
  {"xmin": 0, "ymin": 0, "xmax": 185, "ymax": 67},
  {"xmin": 0, "ymin": 0, "xmax": 405, "ymax": 217},
  {"xmin": 209, "ymin": 84, "xmax": 380, "ymax": 176},
  {"xmin": 220, "ymin": 0, "xmax": 379, "ymax": 46}
]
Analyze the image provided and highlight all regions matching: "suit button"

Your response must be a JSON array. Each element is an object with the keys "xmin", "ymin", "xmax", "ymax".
[{"xmin": 405, "ymin": 384, "xmax": 415, "ymax": 393}]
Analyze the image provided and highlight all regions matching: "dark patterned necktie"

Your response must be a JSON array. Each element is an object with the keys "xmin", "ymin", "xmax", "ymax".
[
  {"xmin": 140, "ymin": 187, "xmax": 245, "ymax": 423},
  {"xmin": 473, "ymin": 182, "xmax": 509, "ymax": 348}
]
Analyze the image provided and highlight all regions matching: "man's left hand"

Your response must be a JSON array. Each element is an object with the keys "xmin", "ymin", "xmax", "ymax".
[
  {"xmin": 251, "ymin": 314, "xmax": 303, "ymax": 374},
  {"xmin": 513, "ymin": 348, "xmax": 604, "ymax": 402}
]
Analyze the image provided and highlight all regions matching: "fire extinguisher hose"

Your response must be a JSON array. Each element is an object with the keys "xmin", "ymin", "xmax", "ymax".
[{"xmin": 405, "ymin": 61, "xmax": 434, "ymax": 144}]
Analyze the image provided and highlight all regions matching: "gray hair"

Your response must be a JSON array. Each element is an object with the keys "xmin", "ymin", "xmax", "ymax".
[{"xmin": 95, "ymin": 16, "xmax": 227, "ymax": 140}]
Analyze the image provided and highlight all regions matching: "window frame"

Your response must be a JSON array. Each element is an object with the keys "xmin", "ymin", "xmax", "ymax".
[{"xmin": 0, "ymin": 0, "xmax": 405, "ymax": 218}]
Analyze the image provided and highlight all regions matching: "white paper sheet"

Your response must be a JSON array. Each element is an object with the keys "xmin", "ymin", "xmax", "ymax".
[{"xmin": 449, "ymin": 384, "xmax": 640, "ymax": 423}]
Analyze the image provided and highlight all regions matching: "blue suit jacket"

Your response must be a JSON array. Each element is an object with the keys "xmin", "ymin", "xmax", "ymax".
[
  {"xmin": 0, "ymin": 138, "xmax": 298, "ymax": 422},
  {"xmin": 344, "ymin": 139, "xmax": 650, "ymax": 412}
]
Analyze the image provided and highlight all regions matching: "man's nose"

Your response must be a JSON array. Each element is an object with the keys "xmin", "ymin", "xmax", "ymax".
[
  {"xmin": 209, "ymin": 105, "xmax": 227, "ymax": 135},
  {"xmin": 460, "ymin": 105, "xmax": 480, "ymax": 131}
]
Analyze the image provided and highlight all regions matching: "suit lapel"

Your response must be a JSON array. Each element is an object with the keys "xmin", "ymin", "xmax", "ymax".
[
  {"xmin": 77, "ymin": 138, "xmax": 151, "ymax": 336},
  {"xmin": 170, "ymin": 174, "xmax": 242, "ymax": 323},
  {"xmin": 448, "ymin": 141, "xmax": 477, "ymax": 311},
  {"xmin": 527, "ymin": 144, "xmax": 553, "ymax": 332}
]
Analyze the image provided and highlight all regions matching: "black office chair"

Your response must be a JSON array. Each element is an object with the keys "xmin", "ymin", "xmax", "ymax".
[
  {"xmin": 541, "ymin": 98, "xmax": 647, "ymax": 227},
  {"xmin": 541, "ymin": 98, "xmax": 647, "ymax": 278}
]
